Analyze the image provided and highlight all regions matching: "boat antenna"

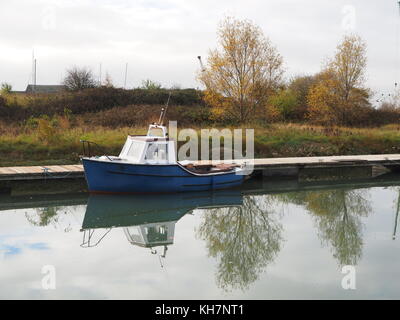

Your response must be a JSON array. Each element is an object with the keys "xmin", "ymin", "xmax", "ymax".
[
  {"xmin": 395, "ymin": 1, "xmax": 400, "ymax": 90},
  {"xmin": 159, "ymin": 92, "xmax": 171, "ymax": 126},
  {"xmin": 393, "ymin": 189, "xmax": 400, "ymax": 240},
  {"xmin": 197, "ymin": 56, "xmax": 206, "ymax": 72}
]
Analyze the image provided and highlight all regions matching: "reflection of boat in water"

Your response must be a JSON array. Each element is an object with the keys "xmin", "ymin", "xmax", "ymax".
[{"xmin": 80, "ymin": 191, "xmax": 243, "ymax": 257}]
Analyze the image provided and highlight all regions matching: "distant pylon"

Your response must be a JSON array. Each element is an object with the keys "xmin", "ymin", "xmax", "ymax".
[{"xmin": 124, "ymin": 63, "xmax": 128, "ymax": 89}]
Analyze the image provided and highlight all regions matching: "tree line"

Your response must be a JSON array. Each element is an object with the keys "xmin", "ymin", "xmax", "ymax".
[
  {"xmin": 199, "ymin": 17, "xmax": 400, "ymax": 126},
  {"xmin": 1, "ymin": 17, "xmax": 400, "ymax": 127}
]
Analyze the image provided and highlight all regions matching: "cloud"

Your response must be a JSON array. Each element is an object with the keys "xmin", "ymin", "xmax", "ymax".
[{"xmin": 0, "ymin": 0, "xmax": 399, "ymax": 96}]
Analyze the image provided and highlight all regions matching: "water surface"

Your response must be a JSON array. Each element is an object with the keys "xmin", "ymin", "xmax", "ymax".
[{"xmin": 1, "ymin": 176, "xmax": 400, "ymax": 299}]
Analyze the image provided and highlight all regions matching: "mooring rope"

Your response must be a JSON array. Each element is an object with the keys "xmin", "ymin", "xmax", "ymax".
[{"xmin": 41, "ymin": 167, "xmax": 78, "ymax": 179}]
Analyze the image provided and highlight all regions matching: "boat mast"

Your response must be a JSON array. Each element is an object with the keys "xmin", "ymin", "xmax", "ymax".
[
  {"xmin": 393, "ymin": 189, "xmax": 400, "ymax": 240},
  {"xmin": 158, "ymin": 92, "xmax": 171, "ymax": 126},
  {"xmin": 396, "ymin": 1, "xmax": 400, "ymax": 90}
]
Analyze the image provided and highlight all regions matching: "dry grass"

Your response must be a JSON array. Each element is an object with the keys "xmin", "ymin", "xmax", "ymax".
[{"xmin": 1, "ymin": 121, "xmax": 400, "ymax": 166}]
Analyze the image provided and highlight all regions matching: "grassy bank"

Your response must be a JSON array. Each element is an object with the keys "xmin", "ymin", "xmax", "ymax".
[{"xmin": 1, "ymin": 123, "xmax": 400, "ymax": 167}]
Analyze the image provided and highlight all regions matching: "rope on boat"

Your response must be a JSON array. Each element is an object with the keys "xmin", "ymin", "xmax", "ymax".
[{"xmin": 41, "ymin": 167, "xmax": 77, "ymax": 179}]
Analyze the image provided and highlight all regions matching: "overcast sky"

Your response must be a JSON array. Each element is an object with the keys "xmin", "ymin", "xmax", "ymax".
[{"xmin": 0, "ymin": 0, "xmax": 399, "ymax": 99}]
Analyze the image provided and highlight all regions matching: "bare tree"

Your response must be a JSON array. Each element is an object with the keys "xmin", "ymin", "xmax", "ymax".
[
  {"xmin": 199, "ymin": 17, "xmax": 284, "ymax": 123},
  {"xmin": 103, "ymin": 72, "xmax": 114, "ymax": 88},
  {"xmin": 329, "ymin": 34, "xmax": 367, "ymax": 104},
  {"xmin": 140, "ymin": 79, "xmax": 162, "ymax": 90},
  {"xmin": 307, "ymin": 34, "xmax": 370, "ymax": 125},
  {"xmin": 63, "ymin": 66, "xmax": 96, "ymax": 91},
  {"xmin": 1, "ymin": 82, "xmax": 12, "ymax": 94}
]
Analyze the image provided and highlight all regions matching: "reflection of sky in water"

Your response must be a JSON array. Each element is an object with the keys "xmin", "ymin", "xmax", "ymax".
[
  {"xmin": 0, "ymin": 186, "xmax": 399, "ymax": 299},
  {"xmin": 0, "ymin": 242, "xmax": 48, "ymax": 257}
]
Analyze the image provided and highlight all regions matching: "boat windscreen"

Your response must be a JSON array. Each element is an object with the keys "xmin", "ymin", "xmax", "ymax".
[
  {"xmin": 145, "ymin": 143, "xmax": 168, "ymax": 161},
  {"xmin": 148, "ymin": 127, "xmax": 164, "ymax": 137},
  {"xmin": 126, "ymin": 141, "xmax": 144, "ymax": 161}
]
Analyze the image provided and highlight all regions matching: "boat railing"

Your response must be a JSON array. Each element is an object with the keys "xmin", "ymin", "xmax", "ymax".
[
  {"xmin": 80, "ymin": 228, "xmax": 112, "ymax": 248},
  {"xmin": 80, "ymin": 140, "xmax": 113, "ymax": 161}
]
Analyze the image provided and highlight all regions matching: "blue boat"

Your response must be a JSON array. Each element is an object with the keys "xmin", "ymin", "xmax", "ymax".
[{"xmin": 82, "ymin": 123, "xmax": 246, "ymax": 193}]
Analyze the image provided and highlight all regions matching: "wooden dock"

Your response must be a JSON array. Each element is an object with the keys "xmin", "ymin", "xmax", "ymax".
[
  {"xmin": 0, "ymin": 165, "xmax": 84, "ymax": 181},
  {"xmin": 195, "ymin": 154, "xmax": 400, "ymax": 167},
  {"xmin": 195, "ymin": 154, "xmax": 400, "ymax": 178},
  {"xmin": 1, "ymin": 154, "xmax": 400, "ymax": 181}
]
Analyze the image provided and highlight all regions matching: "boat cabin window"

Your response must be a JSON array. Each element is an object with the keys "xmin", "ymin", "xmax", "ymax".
[
  {"xmin": 146, "ymin": 225, "xmax": 168, "ymax": 243},
  {"xmin": 145, "ymin": 143, "xmax": 168, "ymax": 162},
  {"xmin": 124, "ymin": 227, "xmax": 145, "ymax": 245},
  {"xmin": 126, "ymin": 141, "xmax": 145, "ymax": 161},
  {"xmin": 148, "ymin": 127, "xmax": 165, "ymax": 137}
]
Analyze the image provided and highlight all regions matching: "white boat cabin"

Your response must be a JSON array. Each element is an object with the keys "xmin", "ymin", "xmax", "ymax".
[
  {"xmin": 117, "ymin": 124, "xmax": 176, "ymax": 164},
  {"xmin": 123, "ymin": 221, "xmax": 176, "ymax": 248}
]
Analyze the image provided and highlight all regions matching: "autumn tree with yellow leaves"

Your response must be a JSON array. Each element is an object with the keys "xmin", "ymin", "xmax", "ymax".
[
  {"xmin": 308, "ymin": 34, "xmax": 371, "ymax": 125},
  {"xmin": 199, "ymin": 17, "xmax": 284, "ymax": 123}
]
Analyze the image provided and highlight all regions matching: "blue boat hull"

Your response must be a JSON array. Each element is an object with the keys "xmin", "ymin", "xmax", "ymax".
[{"xmin": 82, "ymin": 159, "xmax": 245, "ymax": 193}]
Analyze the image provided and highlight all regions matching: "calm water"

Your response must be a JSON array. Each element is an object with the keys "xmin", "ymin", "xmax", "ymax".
[{"xmin": 1, "ymin": 176, "xmax": 400, "ymax": 299}]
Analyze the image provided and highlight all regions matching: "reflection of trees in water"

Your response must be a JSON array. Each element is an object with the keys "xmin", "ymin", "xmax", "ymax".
[
  {"xmin": 277, "ymin": 188, "xmax": 371, "ymax": 266},
  {"xmin": 197, "ymin": 195, "xmax": 283, "ymax": 291},
  {"xmin": 25, "ymin": 206, "xmax": 77, "ymax": 232},
  {"xmin": 26, "ymin": 207, "xmax": 60, "ymax": 227}
]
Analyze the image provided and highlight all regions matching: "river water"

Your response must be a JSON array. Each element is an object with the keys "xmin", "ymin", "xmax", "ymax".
[{"xmin": 0, "ymin": 175, "xmax": 400, "ymax": 299}]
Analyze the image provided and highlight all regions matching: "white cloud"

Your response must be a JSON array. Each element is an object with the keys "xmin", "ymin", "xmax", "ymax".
[{"xmin": 0, "ymin": 0, "xmax": 399, "ymax": 96}]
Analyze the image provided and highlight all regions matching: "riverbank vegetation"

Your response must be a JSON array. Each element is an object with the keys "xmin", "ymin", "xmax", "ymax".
[
  {"xmin": 1, "ymin": 116, "xmax": 400, "ymax": 166},
  {"xmin": 1, "ymin": 84, "xmax": 400, "ymax": 166}
]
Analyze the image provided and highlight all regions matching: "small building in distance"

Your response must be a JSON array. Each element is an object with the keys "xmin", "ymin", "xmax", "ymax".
[{"xmin": 25, "ymin": 84, "xmax": 66, "ymax": 94}]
